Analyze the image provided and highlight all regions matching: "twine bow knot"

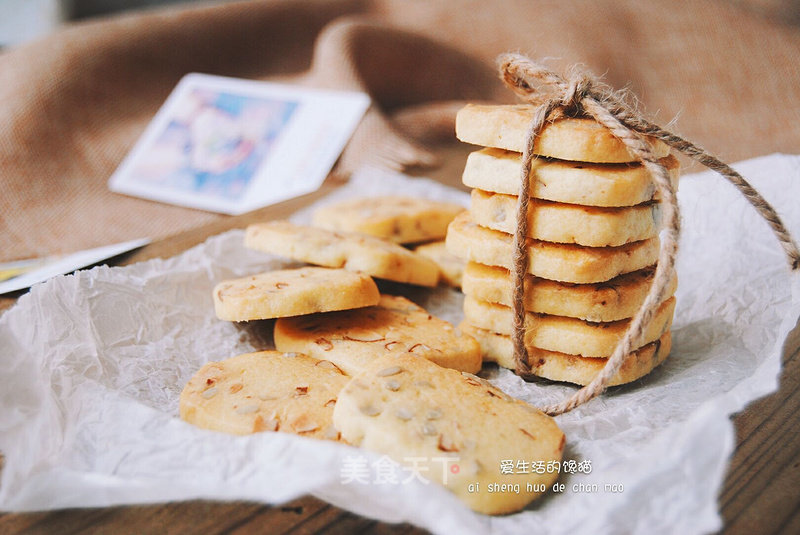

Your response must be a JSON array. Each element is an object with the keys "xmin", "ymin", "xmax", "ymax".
[{"xmin": 496, "ymin": 53, "xmax": 800, "ymax": 415}]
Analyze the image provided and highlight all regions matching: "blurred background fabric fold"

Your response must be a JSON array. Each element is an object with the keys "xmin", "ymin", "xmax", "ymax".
[{"xmin": 1, "ymin": 0, "xmax": 799, "ymax": 262}]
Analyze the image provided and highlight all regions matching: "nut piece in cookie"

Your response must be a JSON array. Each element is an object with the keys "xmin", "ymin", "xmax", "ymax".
[
  {"xmin": 180, "ymin": 350, "xmax": 348, "ymax": 440},
  {"xmin": 333, "ymin": 355, "xmax": 565, "ymax": 515},
  {"xmin": 312, "ymin": 196, "xmax": 465, "ymax": 244},
  {"xmin": 274, "ymin": 294, "xmax": 482, "ymax": 375},
  {"xmin": 213, "ymin": 266, "xmax": 379, "ymax": 321}
]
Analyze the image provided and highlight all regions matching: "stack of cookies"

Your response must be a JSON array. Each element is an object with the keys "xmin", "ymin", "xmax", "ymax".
[{"xmin": 446, "ymin": 104, "xmax": 679, "ymax": 386}]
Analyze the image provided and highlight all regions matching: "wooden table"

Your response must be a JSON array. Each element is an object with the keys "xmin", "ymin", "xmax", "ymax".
[{"xmin": 1, "ymin": 145, "xmax": 799, "ymax": 534}]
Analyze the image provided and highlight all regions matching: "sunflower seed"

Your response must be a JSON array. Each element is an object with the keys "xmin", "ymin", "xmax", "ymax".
[
  {"xmin": 377, "ymin": 365, "xmax": 404, "ymax": 377},
  {"xmin": 426, "ymin": 408, "xmax": 442, "ymax": 420},
  {"xmin": 235, "ymin": 404, "xmax": 259, "ymax": 415},
  {"xmin": 360, "ymin": 404, "xmax": 382, "ymax": 417},
  {"xmin": 394, "ymin": 407, "xmax": 414, "ymax": 421}
]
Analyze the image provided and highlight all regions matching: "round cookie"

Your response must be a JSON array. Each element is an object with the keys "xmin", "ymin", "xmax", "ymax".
[
  {"xmin": 311, "ymin": 196, "xmax": 465, "ymax": 244},
  {"xmin": 455, "ymin": 104, "xmax": 670, "ymax": 163},
  {"xmin": 470, "ymin": 188, "xmax": 660, "ymax": 246},
  {"xmin": 245, "ymin": 220, "xmax": 439, "ymax": 287},
  {"xmin": 274, "ymin": 294, "xmax": 482, "ymax": 375},
  {"xmin": 179, "ymin": 351, "xmax": 349, "ymax": 440},
  {"xmin": 462, "ymin": 295, "xmax": 676, "ymax": 358},
  {"xmin": 413, "ymin": 240, "xmax": 466, "ymax": 288},
  {"xmin": 213, "ymin": 267, "xmax": 380, "ymax": 321},
  {"xmin": 332, "ymin": 354, "xmax": 565, "ymax": 515},
  {"xmin": 445, "ymin": 212, "xmax": 659, "ymax": 284},
  {"xmin": 462, "ymin": 322, "xmax": 672, "ymax": 386},
  {"xmin": 462, "ymin": 148, "xmax": 680, "ymax": 207},
  {"xmin": 461, "ymin": 263, "xmax": 678, "ymax": 322}
]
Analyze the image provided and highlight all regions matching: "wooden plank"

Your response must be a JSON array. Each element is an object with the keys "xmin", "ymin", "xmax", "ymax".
[{"xmin": 721, "ymin": 342, "xmax": 800, "ymax": 534}]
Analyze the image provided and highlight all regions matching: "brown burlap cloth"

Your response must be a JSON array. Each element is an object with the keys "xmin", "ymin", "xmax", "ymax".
[{"xmin": 1, "ymin": 0, "xmax": 800, "ymax": 263}]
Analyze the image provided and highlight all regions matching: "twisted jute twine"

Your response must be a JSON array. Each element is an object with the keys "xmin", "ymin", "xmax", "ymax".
[{"xmin": 498, "ymin": 53, "xmax": 800, "ymax": 416}]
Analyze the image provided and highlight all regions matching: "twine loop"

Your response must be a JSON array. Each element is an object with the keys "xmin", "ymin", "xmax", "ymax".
[{"xmin": 497, "ymin": 53, "xmax": 800, "ymax": 415}]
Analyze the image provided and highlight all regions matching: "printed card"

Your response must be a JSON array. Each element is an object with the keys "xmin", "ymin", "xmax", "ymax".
[{"xmin": 109, "ymin": 74, "xmax": 370, "ymax": 214}]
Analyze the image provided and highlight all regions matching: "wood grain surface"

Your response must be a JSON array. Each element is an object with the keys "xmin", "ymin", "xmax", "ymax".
[{"xmin": 1, "ymin": 147, "xmax": 798, "ymax": 534}]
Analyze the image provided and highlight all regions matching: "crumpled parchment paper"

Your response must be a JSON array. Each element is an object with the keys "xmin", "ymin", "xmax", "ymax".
[{"xmin": 1, "ymin": 154, "xmax": 799, "ymax": 535}]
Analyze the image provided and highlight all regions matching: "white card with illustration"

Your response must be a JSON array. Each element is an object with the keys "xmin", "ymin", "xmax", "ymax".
[{"xmin": 109, "ymin": 73, "xmax": 369, "ymax": 215}]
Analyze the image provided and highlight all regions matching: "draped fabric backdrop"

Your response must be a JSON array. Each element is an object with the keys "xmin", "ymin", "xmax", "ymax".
[{"xmin": 1, "ymin": 0, "xmax": 799, "ymax": 263}]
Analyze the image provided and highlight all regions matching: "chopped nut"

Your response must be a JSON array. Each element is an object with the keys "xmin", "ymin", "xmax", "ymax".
[
  {"xmin": 294, "ymin": 420, "xmax": 320, "ymax": 434},
  {"xmin": 437, "ymin": 434, "xmax": 459, "ymax": 452},
  {"xmin": 252, "ymin": 415, "xmax": 266, "ymax": 432},
  {"xmin": 376, "ymin": 365, "xmax": 404, "ymax": 377},
  {"xmin": 265, "ymin": 418, "xmax": 280, "ymax": 431},
  {"xmin": 229, "ymin": 383, "xmax": 244, "ymax": 394},
  {"xmin": 426, "ymin": 408, "xmax": 442, "ymax": 420},
  {"xmin": 314, "ymin": 337, "xmax": 334, "ymax": 350},
  {"xmin": 343, "ymin": 332, "xmax": 385, "ymax": 343},
  {"xmin": 324, "ymin": 398, "xmax": 337, "ymax": 408},
  {"xmin": 315, "ymin": 360, "xmax": 343, "ymax": 373},
  {"xmin": 359, "ymin": 404, "xmax": 382, "ymax": 417},
  {"xmin": 409, "ymin": 343, "xmax": 433, "ymax": 353},
  {"xmin": 394, "ymin": 407, "xmax": 414, "ymax": 421},
  {"xmin": 235, "ymin": 404, "xmax": 259, "ymax": 415},
  {"xmin": 201, "ymin": 387, "xmax": 218, "ymax": 399},
  {"xmin": 384, "ymin": 379, "xmax": 401, "ymax": 392},
  {"xmin": 295, "ymin": 385, "xmax": 309, "ymax": 396}
]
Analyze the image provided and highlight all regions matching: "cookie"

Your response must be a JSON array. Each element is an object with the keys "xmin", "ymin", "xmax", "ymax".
[
  {"xmin": 332, "ymin": 354, "xmax": 565, "ymax": 515},
  {"xmin": 311, "ymin": 196, "xmax": 465, "ymax": 244},
  {"xmin": 455, "ymin": 104, "xmax": 670, "ymax": 163},
  {"xmin": 179, "ymin": 350, "xmax": 348, "ymax": 440},
  {"xmin": 462, "ymin": 149, "xmax": 680, "ymax": 207},
  {"xmin": 461, "ymin": 263, "xmax": 678, "ymax": 322},
  {"xmin": 274, "ymin": 295, "xmax": 481, "ymax": 375},
  {"xmin": 413, "ymin": 240, "xmax": 465, "ymax": 288},
  {"xmin": 245, "ymin": 220, "xmax": 439, "ymax": 287},
  {"xmin": 470, "ymin": 188, "xmax": 660, "ymax": 246},
  {"xmin": 461, "ymin": 323, "xmax": 672, "ymax": 386},
  {"xmin": 445, "ymin": 212, "xmax": 659, "ymax": 284},
  {"xmin": 213, "ymin": 267, "xmax": 380, "ymax": 321},
  {"xmin": 462, "ymin": 295, "xmax": 675, "ymax": 358}
]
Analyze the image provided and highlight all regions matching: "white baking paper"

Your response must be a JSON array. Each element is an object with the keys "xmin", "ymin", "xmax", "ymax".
[{"xmin": 1, "ymin": 154, "xmax": 799, "ymax": 535}]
